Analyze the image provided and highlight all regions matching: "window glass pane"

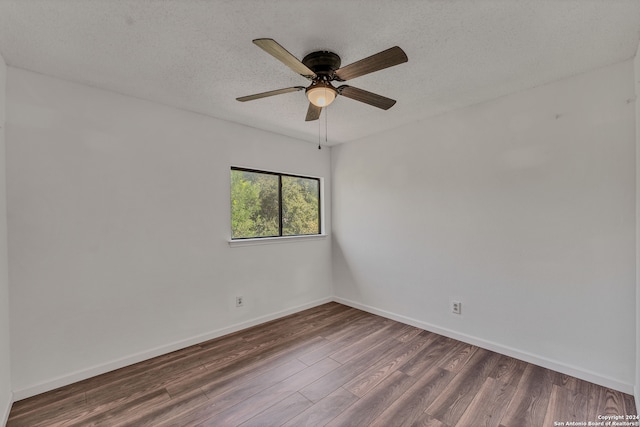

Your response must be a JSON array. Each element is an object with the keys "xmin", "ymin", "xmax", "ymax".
[
  {"xmin": 230, "ymin": 170, "xmax": 279, "ymax": 238},
  {"xmin": 282, "ymin": 175, "xmax": 320, "ymax": 236}
]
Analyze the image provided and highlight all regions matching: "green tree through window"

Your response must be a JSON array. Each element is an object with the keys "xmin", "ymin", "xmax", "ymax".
[{"xmin": 231, "ymin": 168, "xmax": 320, "ymax": 239}]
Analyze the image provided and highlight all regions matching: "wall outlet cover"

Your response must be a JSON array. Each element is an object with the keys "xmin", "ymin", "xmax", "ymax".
[{"xmin": 452, "ymin": 301, "xmax": 462, "ymax": 315}]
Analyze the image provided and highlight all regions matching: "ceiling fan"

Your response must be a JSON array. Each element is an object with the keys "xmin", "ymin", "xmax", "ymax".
[{"xmin": 236, "ymin": 38, "xmax": 408, "ymax": 121}]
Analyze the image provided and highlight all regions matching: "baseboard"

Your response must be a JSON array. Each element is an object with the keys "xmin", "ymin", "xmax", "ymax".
[
  {"xmin": 12, "ymin": 297, "xmax": 332, "ymax": 401},
  {"xmin": 1, "ymin": 391, "xmax": 13, "ymax": 427},
  {"xmin": 333, "ymin": 297, "xmax": 635, "ymax": 395}
]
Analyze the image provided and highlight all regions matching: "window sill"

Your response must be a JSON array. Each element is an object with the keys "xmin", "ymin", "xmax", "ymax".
[{"xmin": 228, "ymin": 234, "xmax": 328, "ymax": 247}]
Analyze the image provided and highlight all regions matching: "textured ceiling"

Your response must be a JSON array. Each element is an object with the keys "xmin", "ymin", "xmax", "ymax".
[{"xmin": 0, "ymin": 1, "xmax": 639, "ymax": 145}]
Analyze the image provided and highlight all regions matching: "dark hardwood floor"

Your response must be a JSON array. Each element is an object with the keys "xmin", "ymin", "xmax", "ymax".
[{"xmin": 7, "ymin": 302, "xmax": 637, "ymax": 426}]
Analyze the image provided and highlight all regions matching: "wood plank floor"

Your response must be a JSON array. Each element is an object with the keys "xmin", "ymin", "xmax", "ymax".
[{"xmin": 7, "ymin": 302, "xmax": 637, "ymax": 427}]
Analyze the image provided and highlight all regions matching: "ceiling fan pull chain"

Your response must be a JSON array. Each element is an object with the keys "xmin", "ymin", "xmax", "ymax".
[
  {"xmin": 325, "ymin": 105, "xmax": 328, "ymax": 146},
  {"xmin": 318, "ymin": 110, "xmax": 322, "ymax": 150}
]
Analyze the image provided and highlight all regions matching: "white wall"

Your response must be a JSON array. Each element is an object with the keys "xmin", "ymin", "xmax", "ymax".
[
  {"xmin": 0, "ymin": 52, "xmax": 12, "ymax": 425},
  {"xmin": 332, "ymin": 60, "xmax": 636, "ymax": 393},
  {"xmin": 3, "ymin": 55, "xmax": 637, "ymax": 403},
  {"xmin": 6, "ymin": 68, "xmax": 333, "ymax": 399}
]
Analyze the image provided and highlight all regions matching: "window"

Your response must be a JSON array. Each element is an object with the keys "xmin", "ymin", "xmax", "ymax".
[{"xmin": 230, "ymin": 167, "xmax": 321, "ymax": 239}]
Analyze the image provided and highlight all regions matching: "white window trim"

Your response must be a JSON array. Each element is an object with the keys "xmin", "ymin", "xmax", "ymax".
[{"xmin": 228, "ymin": 233, "xmax": 328, "ymax": 247}]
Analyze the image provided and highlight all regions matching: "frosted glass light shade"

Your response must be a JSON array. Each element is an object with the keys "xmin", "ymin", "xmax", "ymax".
[{"xmin": 306, "ymin": 85, "xmax": 337, "ymax": 107}]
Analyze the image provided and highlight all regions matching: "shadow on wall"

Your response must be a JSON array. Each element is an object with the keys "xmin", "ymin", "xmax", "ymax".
[{"xmin": 331, "ymin": 236, "xmax": 363, "ymax": 302}]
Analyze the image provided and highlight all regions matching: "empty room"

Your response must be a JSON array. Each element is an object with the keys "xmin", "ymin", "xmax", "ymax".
[{"xmin": 1, "ymin": 1, "xmax": 640, "ymax": 426}]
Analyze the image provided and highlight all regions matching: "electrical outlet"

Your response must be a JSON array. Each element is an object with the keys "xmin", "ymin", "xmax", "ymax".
[
  {"xmin": 236, "ymin": 296, "xmax": 244, "ymax": 307},
  {"xmin": 452, "ymin": 301, "xmax": 462, "ymax": 315}
]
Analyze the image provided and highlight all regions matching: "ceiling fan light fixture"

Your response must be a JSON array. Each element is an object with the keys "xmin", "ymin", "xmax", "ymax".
[
  {"xmin": 306, "ymin": 83, "xmax": 337, "ymax": 107},
  {"xmin": 238, "ymin": 39, "xmax": 407, "ymax": 120}
]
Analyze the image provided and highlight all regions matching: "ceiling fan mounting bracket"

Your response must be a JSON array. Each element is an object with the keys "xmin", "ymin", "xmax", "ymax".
[{"xmin": 301, "ymin": 51, "xmax": 341, "ymax": 78}]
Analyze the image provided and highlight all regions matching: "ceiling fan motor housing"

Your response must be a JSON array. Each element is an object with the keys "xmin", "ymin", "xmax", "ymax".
[{"xmin": 302, "ymin": 51, "xmax": 341, "ymax": 79}]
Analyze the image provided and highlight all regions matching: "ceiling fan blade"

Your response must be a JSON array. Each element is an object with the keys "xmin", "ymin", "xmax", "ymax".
[
  {"xmin": 337, "ymin": 85, "xmax": 397, "ymax": 110},
  {"xmin": 253, "ymin": 38, "xmax": 317, "ymax": 79},
  {"xmin": 305, "ymin": 103, "xmax": 322, "ymax": 121},
  {"xmin": 334, "ymin": 46, "xmax": 408, "ymax": 81},
  {"xmin": 236, "ymin": 86, "xmax": 305, "ymax": 102}
]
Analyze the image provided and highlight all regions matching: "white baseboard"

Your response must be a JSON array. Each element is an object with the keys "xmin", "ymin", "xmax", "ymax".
[
  {"xmin": 12, "ymin": 297, "xmax": 332, "ymax": 401},
  {"xmin": 334, "ymin": 297, "xmax": 635, "ymax": 395}
]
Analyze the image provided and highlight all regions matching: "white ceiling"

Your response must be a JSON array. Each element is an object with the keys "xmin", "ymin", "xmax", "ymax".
[{"xmin": 0, "ymin": 1, "xmax": 639, "ymax": 145}]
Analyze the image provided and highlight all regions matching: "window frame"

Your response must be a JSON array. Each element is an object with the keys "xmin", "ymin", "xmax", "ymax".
[{"xmin": 230, "ymin": 166, "xmax": 322, "ymax": 241}]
